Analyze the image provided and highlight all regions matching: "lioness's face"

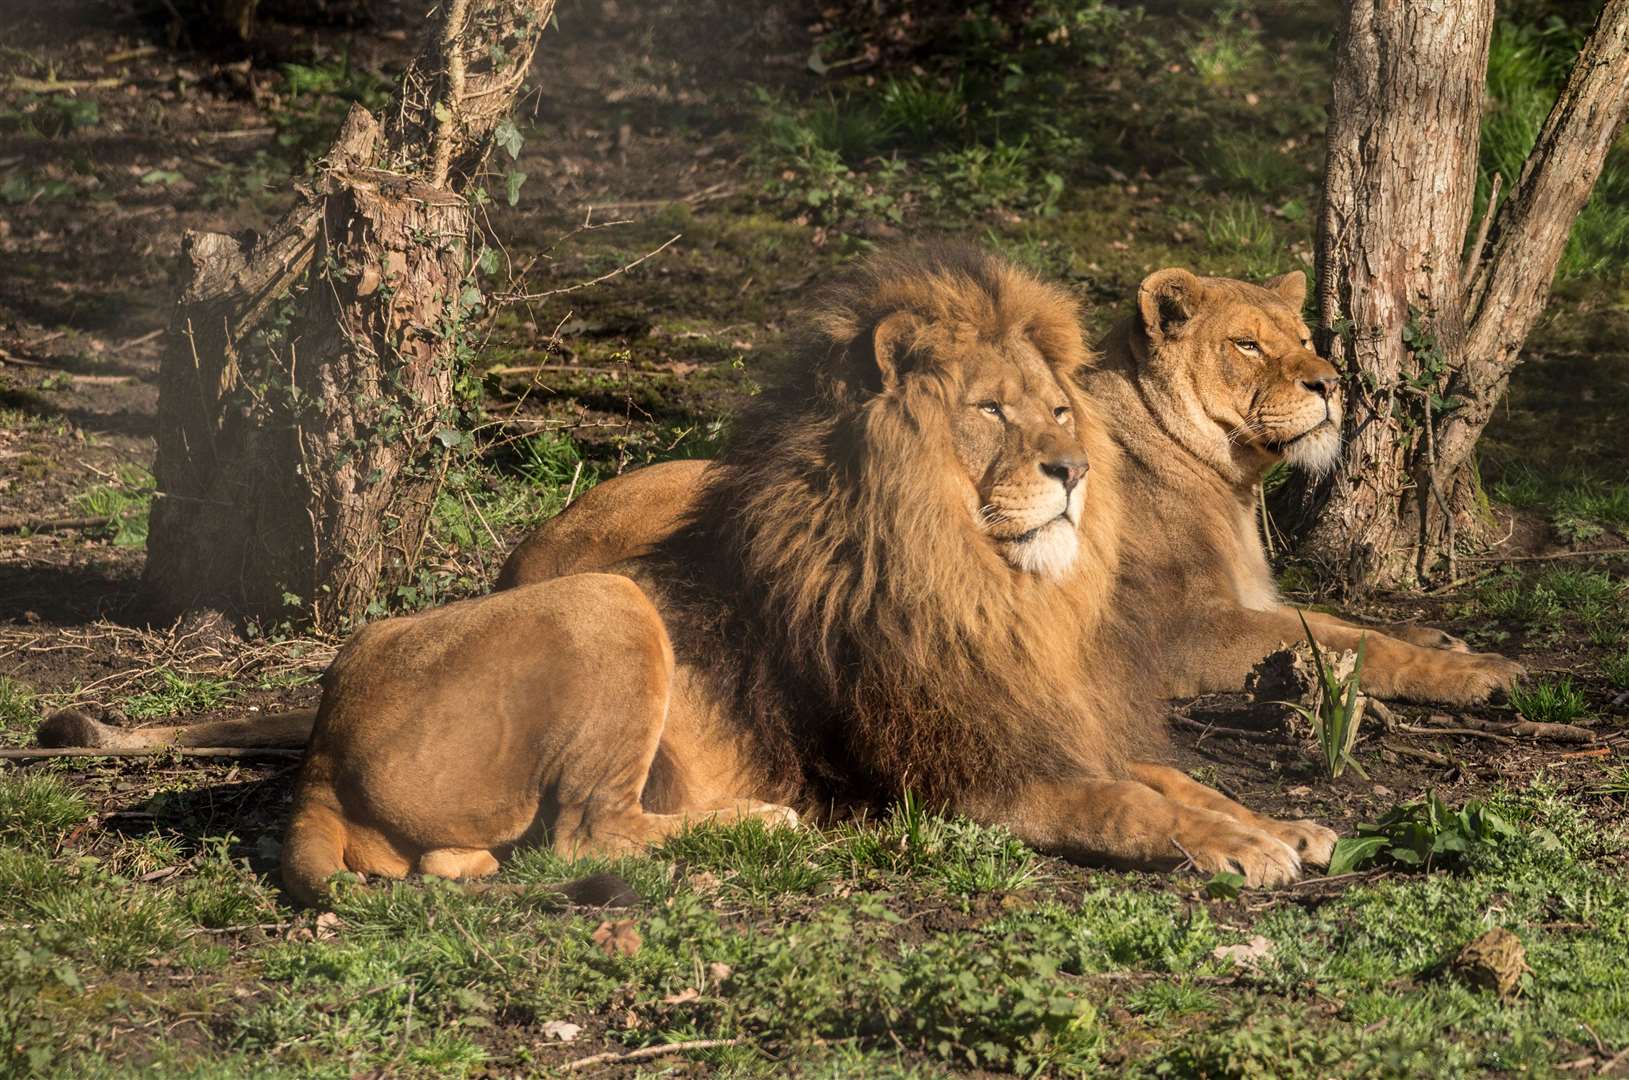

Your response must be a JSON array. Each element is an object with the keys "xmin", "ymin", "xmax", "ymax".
[
  {"xmin": 1139, "ymin": 269, "xmax": 1342, "ymax": 476},
  {"xmin": 946, "ymin": 337, "xmax": 1088, "ymax": 579}
]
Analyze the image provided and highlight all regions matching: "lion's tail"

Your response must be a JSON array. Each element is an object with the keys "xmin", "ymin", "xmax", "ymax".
[
  {"xmin": 281, "ymin": 787, "xmax": 351, "ymax": 907},
  {"xmin": 37, "ymin": 708, "xmax": 318, "ymax": 750}
]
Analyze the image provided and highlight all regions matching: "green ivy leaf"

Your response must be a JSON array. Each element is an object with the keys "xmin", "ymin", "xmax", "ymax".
[
  {"xmin": 494, "ymin": 117, "xmax": 523, "ymax": 160},
  {"xmin": 1327, "ymin": 835, "xmax": 1387, "ymax": 876},
  {"xmin": 505, "ymin": 170, "xmax": 527, "ymax": 206},
  {"xmin": 1204, "ymin": 870, "xmax": 1246, "ymax": 899}
]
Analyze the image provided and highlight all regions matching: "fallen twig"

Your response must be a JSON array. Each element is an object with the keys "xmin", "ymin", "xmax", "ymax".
[
  {"xmin": 1461, "ymin": 547, "xmax": 1629, "ymax": 563},
  {"xmin": 1172, "ymin": 715, "xmax": 1285, "ymax": 743},
  {"xmin": 1396, "ymin": 722, "xmax": 1517, "ymax": 744},
  {"xmin": 503, "ymin": 233, "xmax": 682, "ymax": 301},
  {"xmin": 0, "ymin": 515, "xmax": 112, "ymax": 534},
  {"xmin": 562, "ymin": 1037, "xmax": 745, "ymax": 1071},
  {"xmin": 1382, "ymin": 741, "xmax": 1452, "ymax": 766},
  {"xmin": 0, "ymin": 746, "xmax": 303, "ymax": 761}
]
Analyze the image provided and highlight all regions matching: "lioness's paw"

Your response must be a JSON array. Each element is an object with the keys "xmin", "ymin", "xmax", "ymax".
[
  {"xmin": 1393, "ymin": 625, "xmax": 1470, "ymax": 653},
  {"xmin": 1181, "ymin": 824, "xmax": 1302, "ymax": 888},
  {"xmin": 1260, "ymin": 818, "xmax": 1337, "ymax": 868},
  {"xmin": 1443, "ymin": 654, "xmax": 1526, "ymax": 705}
]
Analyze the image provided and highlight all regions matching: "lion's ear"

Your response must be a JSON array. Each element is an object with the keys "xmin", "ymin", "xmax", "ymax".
[
  {"xmin": 1137, "ymin": 268, "xmax": 1202, "ymax": 342},
  {"xmin": 869, "ymin": 310, "xmax": 922, "ymax": 391},
  {"xmin": 1265, "ymin": 270, "xmax": 1307, "ymax": 310}
]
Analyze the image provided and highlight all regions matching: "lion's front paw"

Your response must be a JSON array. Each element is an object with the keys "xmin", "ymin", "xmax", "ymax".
[
  {"xmin": 1259, "ymin": 818, "xmax": 1337, "ymax": 868},
  {"xmin": 1392, "ymin": 624, "xmax": 1471, "ymax": 653},
  {"xmin": 1444, "ymin": 654, "xmax": 1526, "ymax": 705},
  {"xmin": 1180, "ymin": 823, "xmax": 1302, "ymax": 887}
]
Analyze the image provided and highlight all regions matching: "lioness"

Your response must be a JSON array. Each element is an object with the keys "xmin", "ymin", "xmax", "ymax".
[
  {"xmin": 269, "ymin": 246, "xmax": 1333, "ymax": 900},
  {"xmin": 500, "ymin": 270, "xmax": 1522, "ymax": 705}
]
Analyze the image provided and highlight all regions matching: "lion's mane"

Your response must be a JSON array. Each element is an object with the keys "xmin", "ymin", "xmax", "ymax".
[{"xmin": 651, "ymin": 246, "xmax": 1163, "ymax": 812}]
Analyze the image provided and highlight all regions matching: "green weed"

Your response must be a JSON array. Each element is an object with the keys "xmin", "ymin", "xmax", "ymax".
[
  {"xmin": 72, "ymin": 465, "xmax": 152, "ymax": 547},
  {"xmin": 0, "ymin": 773, "xmax": 88, "ymax": 851},
  {"xmin": 1204, "ymin": 133, "xmax": 1308, "ymax": 197},
  {"xmin": 1328, "ymin": 793, "xmax": 1519, "ymax": 875},
  {"xmin": 1206, "ymin": 201, "xmax": 1286, "ymax": 278},
  {"xmin": 1283, "ymin": 614, "xmax": 1368, "ymax": 781},
  {"xmin": 1603, "ymin": 649, "xmax": 1629, "ymax": 689},
  {"xmin": 877, "ymin": 76, "xmax": 966, "ymax": 143},
  {"xmin": 1509, "ymin": 675, "xmax": 1592, "ymax": 724},
  {"xmin": 0, "ymin": 677, "xmax": 37, "ymax": 744},
  {"xmin": 122, "ymin": 669, "xmax": 234, "ymax": 720}
]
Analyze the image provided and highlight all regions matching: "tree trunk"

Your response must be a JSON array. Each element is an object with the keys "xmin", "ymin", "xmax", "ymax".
[
  {"xmin": 142, "ymin": 0, "xmax": 557, "ymax": 631},
  {"xmin": 1280, "ymin": 0, "xmax": 1629, "ymax": 591}
]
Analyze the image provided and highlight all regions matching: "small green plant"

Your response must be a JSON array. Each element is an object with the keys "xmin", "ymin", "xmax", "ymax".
[
  {"xmin": 1281, "ymin": 614, "xmax": 1369, "ymax": 781},
  {"xmin": 1328, "ymin": 793, "xmax": 1517, "ymax": 875},
  {"xmin": 0, "ymin": 677, "xmax": 37, "ymax": 743},
  {"xmin": 0, "ymin": 773, "xmax": 89, "ymax": 850},
  {"xmin": 0, "ymin": 937, "xmax": 83, "ymax": 1078},
  {"xmin": 1203, "ymin": 870, "xmax": 1246, "ymax": 899},
  {"xmin": 1509, "ymin": 675, "xmax": 1592, "ymax": 725},
  {"xmin": 73, "ymin": 465, "xmax": 153, "ymax": 548},
  {"xmin": 877, "ymin": 75, "xmax": 966, "ymax": 143},
  {"xmin": 1602, "ymin": 649, "xmax": 1629, "ymax": 690},
  {"xmin": 122, "ymin": 669, "xmax": 233, "ymax": 720}
]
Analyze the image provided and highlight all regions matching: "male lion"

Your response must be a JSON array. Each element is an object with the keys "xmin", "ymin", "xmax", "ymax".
[
  {"xmin": 64, "ymin": 247, "xmax": 1334, "ymax": 900},
  {"xmin": 499, "ymin": 270, "xmax": 1524, "ymax": 705}
]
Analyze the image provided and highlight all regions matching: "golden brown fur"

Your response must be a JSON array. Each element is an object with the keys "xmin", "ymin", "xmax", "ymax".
[
  {"xmin": 50, "ymin": 248, "xmax": 1336, "ymax": 900},
  {"xmin": 1087, "ymin": 267, "xmax": 1524, "ymax": 704}
]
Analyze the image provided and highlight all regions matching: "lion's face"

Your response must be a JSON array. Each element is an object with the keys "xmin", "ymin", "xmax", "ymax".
[
  {"xmin": 870, "ymin": 311, "xmax": 1091, "ymax": 579},
  {"xmin": 1135, "ymin": 267, "xmax": 1341, "ymax": 476}
]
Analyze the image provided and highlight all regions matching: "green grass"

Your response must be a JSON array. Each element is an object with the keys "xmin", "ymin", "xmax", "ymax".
[
  {"xmin": 1509, "ymin": 675, "xmax": 1592, "ymax": 725},
  {"xmin": 1603, "ymin": 649, "xmax": 1629, "ymax": 689},
  {"xmin": 1, "ymin": 782, "xmax": 1625, "ymax": 1076},
  {"xmin": 1480, "ymin": 20, "xmax": 1629, "ymax": 285},
  {"xmin": 0, "ymin": 676, "xmax": 38, "ymax": 745},
  {"xmin": 121, "ymin": 669, "xmax": 235, "ymax": 720}
]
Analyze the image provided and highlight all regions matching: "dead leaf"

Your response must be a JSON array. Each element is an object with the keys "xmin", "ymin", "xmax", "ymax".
[
  {"xmin": 707, "ymin": 962, "xmax": 733, "ymax": 983},
  {"xmin": 540, "ymin": 1020, "xmax": 582, "ymax": 1042},
  {"xmin": 592, "ymin": 919, "xmax": 642, "ymax": 957},
  {"xmin": 313, "ymin": 911, "xmax": 342, "ymax": 940},
  {"xmin": 1212, "ymin": 935, "xmax": 1275, "ymax": 968},
  {"xmin": 661, "ymin": 987, "xmax": 700, "ymax": 1005},
  {"xmin": 687, "ymin": 870, "xmax": 721, "ymax": 896}
]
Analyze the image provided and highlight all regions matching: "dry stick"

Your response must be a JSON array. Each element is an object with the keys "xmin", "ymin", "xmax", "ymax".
[
  {"xmin": 0, "ymin": 747, "xmax": 303, "ymax": 761},
  {"xmin": 1461, "ymin": 547, "xmax": 1629, "ymax": 563},
  {"xmin": 1171, "ymin": 715, "xmax": 1285, "ymax": 743},
  {"xmin": 562, "ymin": 1038, "xmax": 746, "ymax": 1071},
  {"xmin": 1396, "ymin": 722, "xmax": 1518, "ymax": 744},
  {"xmin": 504, "ymin": 234, "xmax": 683, "ymax": 301},
  {"xmin": 1461, "ymin": 171, "xmax": 1503, "ymax": 285},
  {"xmin": 1382, "ymin": 741, "xmax": 1452, "ymax": 766},
  {"xmin": 0, "ymin": 515, "xmax": 111, "ymax": 534},
  {"xmin": 430, "ymin": 0, "xmax": 472, "ymax": 188}
]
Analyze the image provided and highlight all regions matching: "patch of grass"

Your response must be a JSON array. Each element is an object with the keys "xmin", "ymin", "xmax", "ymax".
[
  {"xmin": 876, "ymin": 75, "xmax": 966, "ymax": 144},
  {"xmin": 1509, "ymin": 675, "xmax": 1592, "ymax": 724},
  {"xmin": 122, "ymin": 669, "xmax": 234, "ymax": 720},
  {"xmin": 0, "ymin": 773, "xmax": 89, "ymax": 851},
  {"xmin": 1203, "ymin": 132, "xmax": 1309, "ymax": 197},
  {"xmin": 1481, "ymin": 20, "xmax": 1629, "ymax": 284},
  {"xmin": 1602, "ymin": 649, "xmax": 1629, "ymax": 689},
  {"xmin": 0, "ymin": 676, "xmax": 38, "ymax": 745},
  {"xmin": 1473, "ymin": 571, "xmax": 1563, "ymax": 628},
  {"xmin": 1204, "ymin": 201, "xmax": 1287, "ymax": 278},
  {"xmin": 72, "ymin": 465, "xmax": 152, "ymax": 548},
  {"xmin": 1329, "ymin": 793, "xmax": 1519, "ymax": 875}
]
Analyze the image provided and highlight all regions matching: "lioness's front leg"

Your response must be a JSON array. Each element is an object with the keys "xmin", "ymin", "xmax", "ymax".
[
  {"xmin": 1170, "ymin": 604, "xmax": 1521, "ymax": 705},
  {"xmin": 995, "ymin": 778, "xmax": 1304, "ymax": 887},
  {"xmin": 1129, "ymin": 762, "xmax": 1336, "ymax": 867}
]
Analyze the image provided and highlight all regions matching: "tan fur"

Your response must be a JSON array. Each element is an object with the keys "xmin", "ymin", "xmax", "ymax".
[
  {"xmin": 1088, "ymin": 267, "xmax": 1523, "ymax": 705},
  {"xmin": 264, "ymin": 247, "xmax": 1333, "ymax": 901}
]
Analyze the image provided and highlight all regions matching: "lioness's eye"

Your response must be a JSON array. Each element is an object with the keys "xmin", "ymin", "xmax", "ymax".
[
  {"xmin": 1234, "ymin": 339, "xmax": 1262, "ymax": 355},
  {"xmin": 1053, "ymin": 406, "xmax": 1071, "ymax": 424},
  {"xmin": 977, "ymin": 401, "xmax": 1003, "ymax": 418}
]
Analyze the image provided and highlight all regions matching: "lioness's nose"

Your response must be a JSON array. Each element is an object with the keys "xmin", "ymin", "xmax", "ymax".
[
  {"xmin": 1301, "ymin": 375, "xmax": 1336, "ymax": 400},
  {"xmin": 1040, "ymin": 455, "xmax": 1088, "ymax": 492}
]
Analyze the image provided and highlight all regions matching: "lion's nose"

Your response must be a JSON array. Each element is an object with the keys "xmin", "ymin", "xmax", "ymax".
[
  {"xmin": 1301, "ymin": 376, "xmax": 1337, "ymax": 400},
  {"xmin": 1039, "ymin": 455, "xmax": 1089, "ymax": 493}
]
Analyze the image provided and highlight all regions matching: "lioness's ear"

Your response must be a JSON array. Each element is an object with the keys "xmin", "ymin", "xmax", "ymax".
[
  {"xmin": 1265, "ymin": 270, "xmax": 1307, "ymax": 310},
  {"xmin": 869, "ymin": 310, "xmax": 922, "ymax": 391},
  {"xmin": 1137, "ymin": 268, "xmax": 1201, "ymax": 342}
]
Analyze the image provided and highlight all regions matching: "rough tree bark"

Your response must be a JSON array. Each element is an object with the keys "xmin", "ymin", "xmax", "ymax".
[
  {"xmin": 143, "ymin": 0, "xmax": 557, "ymax": 630},
  {"xmin": 1279, "ymin": 0, "xmax": 1629, "ymax": 591}
]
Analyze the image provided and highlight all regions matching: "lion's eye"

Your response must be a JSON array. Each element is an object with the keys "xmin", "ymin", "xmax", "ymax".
[
  {"xmin": 1233, "ymin": 339, "xmax": 1263, "ymax": 356},
  {"xmin": 1053, "ymin": 406, "xmax": 1071, "ymax": 424},
  {"xmin": 977, "ymin": 401, "xmax": 1003, "ymax": 418}
]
